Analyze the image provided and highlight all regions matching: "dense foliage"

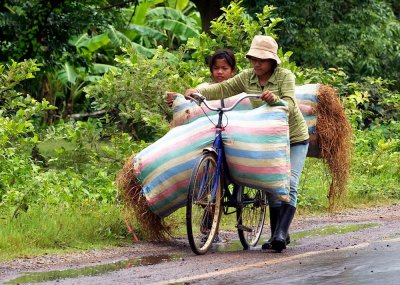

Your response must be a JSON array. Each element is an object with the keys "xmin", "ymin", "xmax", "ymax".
[
  {"xmin": 0, "ymin": 61, "xmax": 53, "ymax": 214},
  {"xmin": 0, "ymin": 60, "xmax": 143, "ymax": 217},
  {"xmin": 244, "ymin": 0, "xmax": 400, "ymax": 91},
  {"xmin": 84, "ymin": 47, "xmax": 185, "ymax": 141},
  {"xmin": 0, "ymin": 0, "xmax": 200, "ymax": 117}
]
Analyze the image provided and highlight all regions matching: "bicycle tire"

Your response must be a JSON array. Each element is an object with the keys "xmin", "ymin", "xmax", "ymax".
[
  {"xmin": 186, "ymin": 152, "xmax": 223, "ymax": 255},
  {"xmin": 236, "ymin": 186, "xmax": 267, "ymax": 249}
]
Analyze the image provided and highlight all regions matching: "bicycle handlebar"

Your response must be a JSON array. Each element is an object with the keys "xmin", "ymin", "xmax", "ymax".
[{"xmin": 187, "ymin": 93, "xmax": 260, "ymax": 112}]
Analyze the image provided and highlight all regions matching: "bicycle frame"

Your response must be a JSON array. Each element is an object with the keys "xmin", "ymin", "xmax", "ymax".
[
  {"xmin": 196, "ymin": 106, "xmax": 232, "ymax": 210},
  {"xmin": 192, "ymin": 94, "xmax": 261, "ymax": 213},
  {"xmin": 186, "ymin": 92, "xmax": 268, "ymax": 254},
  {"xmin": 212, "ymin": 109, "xmax": 225, "ymax": 201}
]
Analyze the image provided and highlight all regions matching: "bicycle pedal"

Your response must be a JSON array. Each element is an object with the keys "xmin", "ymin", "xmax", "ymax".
[{"xmin": 236, "ymin": 224, "xmax": 252, "ymax": 232}]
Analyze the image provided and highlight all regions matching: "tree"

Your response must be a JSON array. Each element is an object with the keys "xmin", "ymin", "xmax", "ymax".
[
  {"xmin": 0, "ymin": 0, "xmax": 127, "ymax": 65},
  {"xmin": 0, "ymin": 0, "xmax": 132, "ymax": 119},
  {"xmin": 190, "ymin": 0, "xmax": 271, "ymax": 32},
  {"xmin": 0, "ymin": 0, "xmax": 202, "ymax": 118},
  {"xmin": 242, "ymin": 0, "xmax": 400, "ymax": 89},
  {"xmin": 191, "ymin": 0, "xmax": 223, "ymax": 32},
  {"xmin": 191, "ymin": 1, "xmax": 400, "ymax": 90}
]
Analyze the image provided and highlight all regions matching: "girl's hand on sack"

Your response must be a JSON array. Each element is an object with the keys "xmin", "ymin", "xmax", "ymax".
[
  {"xmin": 165, "ymin": 92, "xmax": 178, "ymax": 107},
  {"xmin": 184, "ymin": 88, "xmax": 200, "ymax": 100},
  {"xmin": 260, "ymin": 90, "xmax": 279, "ymax": 105}
]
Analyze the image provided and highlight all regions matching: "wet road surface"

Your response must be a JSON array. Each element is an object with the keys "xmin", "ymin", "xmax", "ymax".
[
  {"xmin": 2, "ymin": 205, "xmax": 400, "ymax": 285},
  {"xmin": 185, "ymin": 238, "xmax": 400, "ymax": 285},
  {"xmin": 3, "ymin": 238, "xmax": 400, "ymax": 285}
]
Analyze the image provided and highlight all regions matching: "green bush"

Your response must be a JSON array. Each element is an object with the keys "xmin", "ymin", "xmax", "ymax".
[
  {"xmin": 84, "ymin": 47, "xmax": 186, "ymax": 141},
  {"xmin": 0, "ymin": 60, "xmax": 55, "ymax": 214},
  {"xmin": 349, "ymin": 122, "xmax": 400, "ymax": 200}
]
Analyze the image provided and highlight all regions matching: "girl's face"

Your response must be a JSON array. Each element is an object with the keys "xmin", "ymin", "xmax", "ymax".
[
  {"xmin": 248, "ymin": 57, "xmax": 275, "ymax": 78},
  {"xmin": 211, "ymin": 58, "xmax": 235, "ymax": 83}
]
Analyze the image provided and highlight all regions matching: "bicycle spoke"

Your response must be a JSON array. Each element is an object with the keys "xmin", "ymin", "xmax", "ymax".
[
  {"xmin": 237, "ymin": 187, "xmax": 267, "ymax": 249},
  {"xmin": 187, "ymin": 153, "xmax": 223, "ymax": 255}
]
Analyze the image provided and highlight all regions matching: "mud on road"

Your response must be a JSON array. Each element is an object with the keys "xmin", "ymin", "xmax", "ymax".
[{"xmin": 1, "ymin": 203, "xmax": 400, "ymax": 284}]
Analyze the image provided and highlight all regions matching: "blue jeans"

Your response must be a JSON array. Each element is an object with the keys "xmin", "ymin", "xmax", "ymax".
[{"xmin": 269, "ymin": 142, "xmax": 309, "ymax": 208}]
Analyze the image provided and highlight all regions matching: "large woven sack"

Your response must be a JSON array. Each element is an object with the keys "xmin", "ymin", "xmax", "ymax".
[
  {"xmin": 133, "ymin": 104, "xmax": 290, "ymax": 217},
  {"xmin": 170, "ymin": 85, "xmax": 321, "ymax": 157}
]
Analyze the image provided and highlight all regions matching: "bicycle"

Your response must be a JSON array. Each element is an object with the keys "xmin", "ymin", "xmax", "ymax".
[{"xmin": 185, "ymin": 93, "xmax": 268, "ymax": 255}]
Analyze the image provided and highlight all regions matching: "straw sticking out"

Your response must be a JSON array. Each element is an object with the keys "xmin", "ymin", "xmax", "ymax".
[
  {"xmin": 116, "ymin": 154, "xmax": 170, "ymax": 240},
  {"xmin": 316, "ymin": 85, "xmax": 353, "ymax": 210}
]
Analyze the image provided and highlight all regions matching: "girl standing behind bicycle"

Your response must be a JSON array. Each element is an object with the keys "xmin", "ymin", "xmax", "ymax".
[
  {"xmin": 204, "ymin": 48, "xmax": 236, "ymax": 84},
  {"xmin": 184, "ymin": 35, "xmax": 309, "ymax": 253},
  {"xmin": 166, "ymin": 48, "xmax": 236, "ymax": 108}
]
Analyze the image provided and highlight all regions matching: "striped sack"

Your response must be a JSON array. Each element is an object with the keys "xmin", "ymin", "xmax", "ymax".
[
  {"xmin": 133, "ymin": 104, "xmax": 290, "ymax": 217},
  {"xmin": 295, "ymin": 84, "xmax": 320, "ymax": 157},
  {"xmin": 170, "ymin": 93, "xmax": 253, "ymax": 127},
  {"xmin": 170, "ymin": 85, "xmax": 321, "ymax": 157}
]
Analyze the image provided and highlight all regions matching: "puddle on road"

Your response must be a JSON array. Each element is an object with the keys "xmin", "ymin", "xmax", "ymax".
[
  {"xmin": 292, "ymin": 223, "xmax": 379, "ymax": 240},
  {"xmin": 4, "ymin": 254, "xmax": 182, "ymax": 284},
  {"xmin": 212, "ymin": 239, "xmax": 248, "ymax": 252}
]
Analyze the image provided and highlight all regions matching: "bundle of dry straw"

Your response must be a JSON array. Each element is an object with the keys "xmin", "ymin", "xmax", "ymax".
[
  {"xmin": 116, "ymin": 154, "xmax": 170, "ymax": 240},
  {"xmin": 315, "ymin": 85, "xmax": 353, "ymax": 210}
]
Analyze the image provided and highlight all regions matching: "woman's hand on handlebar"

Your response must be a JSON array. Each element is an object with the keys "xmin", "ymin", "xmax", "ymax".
[
  {"xmin": 184, "ymin": 88, "xmax": 200, "ymax": 100},
  {"xmin": 260, "ymin": 90, "xmax": 279, "ymax": 105}
]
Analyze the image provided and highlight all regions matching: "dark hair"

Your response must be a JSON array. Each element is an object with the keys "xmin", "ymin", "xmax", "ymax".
[
  {"xmin": 270, "ymin": 59, "xmax": 278, "ymax": 71},
  {"xmin": 206, "ymin": 48, "xmax": 236, "ymax": 73}
]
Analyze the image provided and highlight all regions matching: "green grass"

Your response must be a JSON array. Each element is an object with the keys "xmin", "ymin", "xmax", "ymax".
[
  {"xmin": 38, "ymin": 139, "xmax": 103, "ymax": 170},
  {"xmin": 0, "ymin": 203, "xmax": 131, "ymax": 262},
  {"xmin": 297, "ymin": 158, "xmax": 333, "ymax": 211}
]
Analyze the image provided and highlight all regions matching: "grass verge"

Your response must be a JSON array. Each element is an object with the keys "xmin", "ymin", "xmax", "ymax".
[{"xmin": 0, "ymin": 203, "xmax": 131, "ymax": 262}]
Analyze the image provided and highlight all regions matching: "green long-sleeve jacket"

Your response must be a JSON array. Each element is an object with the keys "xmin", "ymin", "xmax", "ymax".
[{"xmin": 196, "ymin": 67, "xmax": 309, "ymax": 144}]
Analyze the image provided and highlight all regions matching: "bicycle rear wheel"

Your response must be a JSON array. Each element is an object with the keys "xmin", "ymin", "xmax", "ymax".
[
  {"xmin": 237, "ymin": 186, "xmax": 267, "ymax": 249},
  {"xmin": 186, "ymin": 153, "xmax": 223, "ymax": 255}
]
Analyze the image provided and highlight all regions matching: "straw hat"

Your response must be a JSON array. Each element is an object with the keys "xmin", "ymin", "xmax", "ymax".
[{"xmin": 246, "ymin": 35, "xmax": 281, "ymax": 64}]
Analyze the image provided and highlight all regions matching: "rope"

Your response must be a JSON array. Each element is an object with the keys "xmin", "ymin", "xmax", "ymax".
[{"xmin": 123, "ymin": 205, "xmax": 139, "ymax": 242}]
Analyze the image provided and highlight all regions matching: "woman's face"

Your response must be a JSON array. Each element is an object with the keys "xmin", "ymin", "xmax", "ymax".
[
  {"xmin": 211, "ymin": 58, "xmax": 235, "ymax": 83},
  {"xmin": 248, "ymin": 57, "xmax": 275, "ymax": 78}
]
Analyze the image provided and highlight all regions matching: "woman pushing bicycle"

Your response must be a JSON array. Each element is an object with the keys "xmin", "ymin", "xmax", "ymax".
[{"xmin": 184, "ymin": 35, "xmax": 309, "ymax": 253}]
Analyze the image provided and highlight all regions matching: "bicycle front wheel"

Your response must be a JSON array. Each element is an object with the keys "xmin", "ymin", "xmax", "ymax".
[
  {"xmin": 237, "ymin": 186, "xmax": 267, "ymax": 249},
  {"xmin": 186, "ymin": 153, "xmax": 223, "ymax": 255}
]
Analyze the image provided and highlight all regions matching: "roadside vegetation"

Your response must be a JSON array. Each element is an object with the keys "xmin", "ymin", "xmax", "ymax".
[{"xmin": 0, "ymin": 1, "xmax": 399, "ymax": 262}]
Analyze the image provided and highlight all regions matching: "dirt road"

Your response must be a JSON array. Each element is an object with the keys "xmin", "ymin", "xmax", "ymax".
[{"xmin": 1, "ymin": 203, "xmax": 399, "ymax": 284}]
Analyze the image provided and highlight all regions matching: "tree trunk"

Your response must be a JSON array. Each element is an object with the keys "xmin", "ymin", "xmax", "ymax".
[{"xmin": 191, "ymin": 0, "xmax": 223, "ymax": 32}]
